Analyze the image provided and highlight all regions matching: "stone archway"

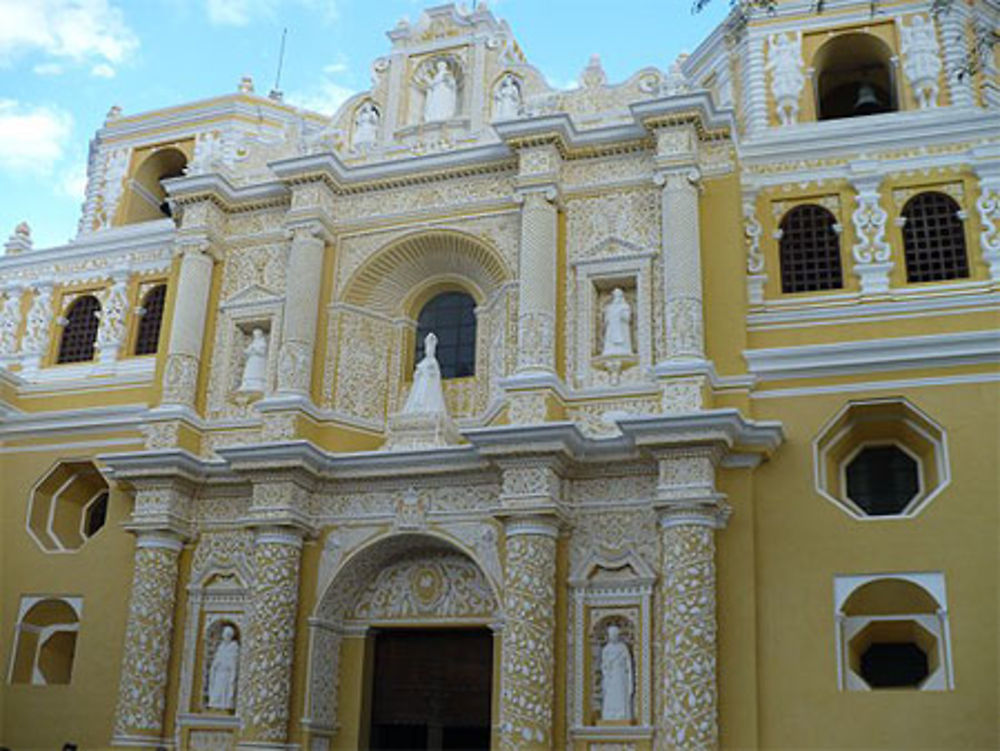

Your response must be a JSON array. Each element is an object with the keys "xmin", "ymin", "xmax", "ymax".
[{"xmin": 303, "ymin": 532, "xmax": 501, "ymax": 748}]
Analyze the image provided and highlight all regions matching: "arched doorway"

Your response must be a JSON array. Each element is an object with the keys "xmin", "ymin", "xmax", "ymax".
[{"xmin": 305, "ymin": 533, "xmax": 502, "ymax": 751}]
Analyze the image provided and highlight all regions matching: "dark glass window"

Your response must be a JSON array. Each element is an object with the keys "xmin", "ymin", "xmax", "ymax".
[
  {"xmin": 83, "ymin": 492, "xmax": 109, "ymax": 538},
  {"xmin": 415, "ymin": 292, "xmax": 476, "ymax": 379},
  {"xmin": 902, "ymin": 192, "xmax": 969, "ymax": 283},
  {"xmin": 57, "ymin": 295, "xmax": 101, "ymax": 364},
  {"xmin": 779, "ymin": 204, "xmax": 843, "ymax": 293},
  {"xmin": 860, "ymin": 642, "xmax": 929, "ymax": 688},
  {"xmin": 134, "ymin": 284, "xmax": 167, "ymax": 355},
  {"xmin": 845, "ymin": 445, "xmax": 920, "ymax": 516}
]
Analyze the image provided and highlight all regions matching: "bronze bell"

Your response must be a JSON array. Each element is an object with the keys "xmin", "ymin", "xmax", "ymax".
[{"xmin": 854, "ymin": 82, "xmax": 881, "ymax": 114}]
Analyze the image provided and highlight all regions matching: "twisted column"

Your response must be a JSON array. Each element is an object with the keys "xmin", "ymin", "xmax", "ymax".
[
  {"xmin": 162, "ymin": 243, "xmax": 216, "ymax": 408},
  {"xmin": 276, "ymin": 224, "xmax": 326, "ymax": 396},
  {"xmin": 238, "ymin": 527, "xmax": 304, "ymax": 748},
  {"xmin": 498, "ymin": 517, "xmax": 559, "ymax": 751},
  {"xmin": 112, "ymin": 531, "xmax": 184, "ymax": 746}
]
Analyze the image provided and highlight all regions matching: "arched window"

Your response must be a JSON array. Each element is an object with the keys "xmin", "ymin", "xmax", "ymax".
[
  {"xmin": 9, "ymin": 597, "xmax": 81, "ymax": 685},
  {"xmin": 778, "ymin": 204, "xmax": 843, "ymax": 293},
  {"xmin": 134, "ymin": 284, "xmax": 167, "ymax": 355},
  {"xmin": 57, "ymin": 295, "xmax": 101, "ymax": 364},
  {"xmin": 901, "ymin": 192, "xmax": 969, "ymax": 283},
  {"xmin": 415, "ymin": 291, "xmax": 476, "ymax": 379},
  {"xmin": 814, "ymin": 33, "xmax": 897, "ymax": 120}
]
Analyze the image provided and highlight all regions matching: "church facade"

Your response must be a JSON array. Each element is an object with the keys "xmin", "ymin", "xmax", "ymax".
[{"xmin": 1, "ymin": 2, "xmax": 998, "ymax": 749}]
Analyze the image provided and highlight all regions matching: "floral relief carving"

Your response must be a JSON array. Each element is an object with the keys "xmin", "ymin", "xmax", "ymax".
[
  {"xmin": 851, "ymin": 188, "xmax": 891, "ymax": 264},
  {"xmin": 499, "ymin": 532, "xmax": 557, "ymax": 751},
  {"xmin": 567, "ymin": 189, "xmax": 659, "ymax": 261},
  {"xmin": 568, "ymin": 397, "xmax": 659, "ymax": 439},
  {"xmin": 239, "ymin": 537, "xmax": 302, "ymax": 743},
  {"xmin": 162, "ymin": 352, "xmax": 200, "ymax": 406},
  {"xmin": 665, "ymin": 297, "xmax": 703, "ymax": 359},
  {"xmin": 113, "ymin": 542, "xmax": 182, "ymax": 739},
  {"xmin": 0, "ymin": 287, "xmax": 23, "ymax": 355},
  {"xmin": 657, "ymin": 524, "xmax": 718, "ymax": 751},
  {"xmin": 277, "ymin": 338, "xmax": 312, "ymax": 393},
  {"xmin": 221, "ymin": 244, "xmax": 287, "ymax": 301},
  {"xmin": 191, "ymin": 530, "xmax": 254, "ymax": 585},
  {"xmin": 569, "ymin": 506, "xmax": 659, "ymax": 573},
  {"xmin": 188, "ymin": 730, "xmax": 234, "ymax": 751},
  {"xmin": 516, "ymin": 311, "xmax": 554, "ymax": 371},
  {"xmin": 899, "ymin": 15, "xmax": 943, "ymax": 109},
  {"xmin": 21, "ymin": 285, "xmax": 53, "ymax": 356},
  {"xmin": 350, "ymin": 553, "xmax": 498, "ymax": 622},
  {"xmin": 332, "ymin": 309, "xmax": 391, "ymax": 422},
  {"xmin": 96, "ymin": 279, "xmax": 129, "ymax": 356}
]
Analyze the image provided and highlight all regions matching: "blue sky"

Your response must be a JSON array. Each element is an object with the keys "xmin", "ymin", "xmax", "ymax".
[{"xmin": 0, "ymin": 0, "xmax": 731, "ymax": 250}]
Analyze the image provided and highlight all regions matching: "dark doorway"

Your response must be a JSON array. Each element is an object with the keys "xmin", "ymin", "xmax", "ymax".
[{"xmin": 369, "ymin": 628, "xmax": 493, "ymax": 751}]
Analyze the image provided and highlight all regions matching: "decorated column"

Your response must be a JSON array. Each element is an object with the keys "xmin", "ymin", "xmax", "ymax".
[
  {"xmin": 654, "ymin": 448, "xmax": 727, "ymax": 751},
  {"xmin": 504, "ymin": 140, "xmax": 562, "ymax": 423},
  {"xmin": 973, "ymin": 157, "xmax": 1000, "ymax": 282},
  {"xmin": 496, "ymin": 459, "xmax": 563, "ymax": 750},
  {"xmin": 112, "ymin": 481, "xmax": 192, "ymax": 746},
  {"xmin": 95, "ymin": 270, "xmax": 130, "ymax": 368},
  {"xmin": 112, "ymin": 531, "xmax": 184, "ymax": 745},
  {"xmin": 276, "ymin": 222, "xmax": 327, "ymax": 396},
  {"xmin": 0, "ymin": 283, "xmax": 24, "ymax": 360},
  {"xmin": 19, "ymin": 279, "xmax": 54, "ymax": 375},
  {"xmin": 849, "ymin": 165, "xmax": 893, "ymax": 296},
  {"xmin": 237, "ymin": 478, "xmax": 309, "ymax": 749},
  {"xmin": 161, "ymin": 199, "xmax": 224, "ymax": 409},
  {"xmin": 499, "ymin": 516, "xmax": 559, "ymax": 751}
]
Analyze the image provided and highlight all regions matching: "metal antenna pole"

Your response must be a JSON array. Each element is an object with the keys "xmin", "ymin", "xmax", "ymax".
[{"xmin": 270, "ymin": 27, "xmax": 288, "ymax": 100}]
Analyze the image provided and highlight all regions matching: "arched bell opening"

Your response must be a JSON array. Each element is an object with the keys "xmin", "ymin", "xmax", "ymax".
[
  {"xmin": 120, "ymin": 147, "xmax": 188, "ymax": 225},
  {"xmin": 814, "ymin": 32, "xmax": 898, "ymax": 120},
  {"xmin": 304, "ymin": 531, "xmax": 502, "ymax": 751}
]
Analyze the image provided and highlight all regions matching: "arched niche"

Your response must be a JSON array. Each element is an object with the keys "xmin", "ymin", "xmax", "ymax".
[
  {"xmin": 303, "ymin": 531, "xmax": 502, "ymax": 743},
  {"xmin": 120, "ymin": 146, "xmax": 188, "ymax": 225},
  {"xmin": 814, "ymin": 32, "xmax": 897, "ymax": 120}
]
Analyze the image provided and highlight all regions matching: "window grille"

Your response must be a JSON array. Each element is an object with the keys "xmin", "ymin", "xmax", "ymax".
[
  {"xmin": 134, "ymin": 284, "xmax": 167, "ymax": 355},
  {"xmin": 902, "ymin": 192, "xmax": 969, "ymax": 283},
  {"xmin": 779, "ymin": 204, "xmax": 844, "ymax": 293},
  {"xmin": 415, "ymin": 292, "xmax": 477, "ymax": 379},
  {"xmin": 56, "ymin": 295, "xmax": 101, "ymax": 364}
]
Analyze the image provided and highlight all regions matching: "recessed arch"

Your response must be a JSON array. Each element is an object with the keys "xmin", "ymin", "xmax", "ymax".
[
  {"xmin": 341, "ymin": 230, "xmax": 512, "ymax": 317},
  {"xmin": 121, "ymin": 146, "xmax": 188, "ymax": 225},
  {"xmin": 813, "ymin": 32, "xmax": 897, "ymax": 120}
]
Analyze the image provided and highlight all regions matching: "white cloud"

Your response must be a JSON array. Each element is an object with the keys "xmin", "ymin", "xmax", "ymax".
[
  {"xmin": 0, "ymin": 0, "xmax": 138, "ymax": 70},
  {"xmin": 286, "ymin": 79, "xmax": 355, "ymax": 116},
  {"xmin": 205, "ymin": 0, "xmax": 339, "ymax": 27},
  {"xmin": 0, "ymin": 99, "xmax": 73, "ymax": 173},
  {"xmin": 57, "ymin": 162, "xmax": 89, "ymax": 201},
  {"xmin": 33, "ymin": 62, "xmax": 64, "ymax": 76},
  {"xmin": 91, "ymin": 62, "xmax": 116, "ymax": 78}
]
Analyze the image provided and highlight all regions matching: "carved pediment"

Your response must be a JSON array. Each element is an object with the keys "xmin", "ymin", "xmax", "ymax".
[{"xmin": 220, "ymin": 283, "xmax": 282, "ymax": 309}]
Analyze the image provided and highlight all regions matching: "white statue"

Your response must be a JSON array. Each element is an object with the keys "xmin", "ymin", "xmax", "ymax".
[
  {"xmin": 424, "ymin": 60, "xmax": 457, "ymax": 122},
  {"xmin": 493, "ymin": 74, "xmax": 521, "ymax": 120},
  {"xmin": 901, "ymin": 15, "xmax": 942, "ymax": 109},
  {"xmin": 206, "ymin": 625, "xmax": 239, "ymax": 711},
  {"xmin": 600, "ymin": 625, "xmax": 633, "ymax": 721},
  {"xmin": 402, "ymin": 332, "xmax": 447, "ymax": 414},
  {"xmin": 238, "ymin": 328, "xmax": 267, "ymax": 393},
  {"xmin": 601, "ymin": 288, "xmax": 633, "ymax": 357},
  {"xmin": 353, "ymin": 101, "xmax": 380, "ymax": 148},
  {"xmin": 766, "ymin": 32, "xmax": 805, "ymax": 126}
]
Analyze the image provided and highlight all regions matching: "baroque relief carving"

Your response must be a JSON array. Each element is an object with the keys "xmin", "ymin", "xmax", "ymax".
[{"xmin": 567, "ymin": 189, "xmax": 659, "ymax": 261}]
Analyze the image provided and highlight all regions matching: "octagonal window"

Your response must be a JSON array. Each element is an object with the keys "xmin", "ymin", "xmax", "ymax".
[
  {"xmin": 27, "ymin": 460, "xmax": 110, "ymax": 553},
  {"xmin": 860, "ymin": 642, "xmax": 929, "ymax": 688},
  {"xmin": 845, "ymin": 445, "xmax": 920, "ymax": 516},
  {"xmin": 814, "ymin": 399, "xmax": 949, "ymax": 519}
]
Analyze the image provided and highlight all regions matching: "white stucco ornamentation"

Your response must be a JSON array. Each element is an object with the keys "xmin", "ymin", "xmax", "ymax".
[
  {"xmin": 851, "ymin": 178, "xmax": 893, "ymax": 294},
  {"xmin": 493, "ymin": 73, "xmax": 522, "ymax": 120},
  {"xmin": 976, "ymin": 180, "xmax": 1000, "ymax": 281},
  {"xmin": 0, "ymin": 285, "xmax": 23, "ymax": 356},
  {"xmin": 352, "ymin": 101, "xmax": 380, "ymax": 149},
  {"xmin": 499, "ymin": 527, "xmax": 557, "ymax": 751},
  {"xmin": 238, "ymin": 328, "xmax": 268, "ymax": 393},
  {"xmin": 97, "ymin": 148, "xmax": 129, "ymax": 229},
  {"xmin": 20, "ymin": 283, "xmax": 53, "ymax": 368},
  {"xmin": 900, "ymin": 15, "xmax": 943, "ymax": 109},
  {"xmin": 112, "ymin": 534, "xmax": 183, "ymax": 744},
  {"xmin": 163, "ymin": 352, "xmax": 200, "ymax": 406},
  {"xmin": 96, "ymin": 278, "xmax": 129, "ymax": 363},
  {"xmin": 423, "ymin": 59, "xmax": 459, "ymax": 122},
  {"xmin": 239, "ymin": 531, "xmax": 303, "ymax": 744},
  {"xmin": 766, "ymin": 32, "xmax": 805, "ymax": 126},
  {"xmin": 657, "ymin": 522, "xmax": 718, "ymax": 751}
]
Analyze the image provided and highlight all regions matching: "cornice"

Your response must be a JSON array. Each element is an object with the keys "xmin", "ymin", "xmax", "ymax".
[{"xmin": 743, "ymin": 330, "xmax": 1000, "ymax": 381}]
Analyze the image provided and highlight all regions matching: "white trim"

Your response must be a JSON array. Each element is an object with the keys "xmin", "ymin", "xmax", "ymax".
[
  {"xmin": 16, "ymin": 357, "xmax": 155, "ymax": 391},
  {"xmin": 751, "ymin": 370, "xmax": 1000, "ymax": 399},
  {"xmin": 744, "ymin": 330, "xmax": 1000, "ymax": 381},
  {"xmin": 0, "ymin": 403, "xmax": 148, "ymax": 440}
]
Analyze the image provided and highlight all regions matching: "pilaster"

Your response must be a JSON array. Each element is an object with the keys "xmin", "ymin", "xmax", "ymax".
[
  {"xmin": 849, "ymin": 166, "xmax": 893, "ymax": 297},
  {"xmin": 19, "ymin": 279, "xmax": 55, "ymax": 375},
  {"xmin": 95, "ymin": 270, "xmax": 131, "ymax": 368},
  {"xmin": 973, "ymin": 155, "xmax": 1000, "ymax": 283}
]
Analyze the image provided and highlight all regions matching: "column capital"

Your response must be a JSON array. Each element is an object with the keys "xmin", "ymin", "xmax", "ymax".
[
  {"xmin": 172, "ymin": 234, "xmax": 223, "ymax": 262},
  {"xmin": 284, "ymin": 218, "xmax": 334, "ymax": 246},
  {"xmin": 123, "ymin": 482, "xmax": 195, "ymax": 541},
  {"xmin": 653, "ymin": 165, "xmax": 701, "ymax": 192}
]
